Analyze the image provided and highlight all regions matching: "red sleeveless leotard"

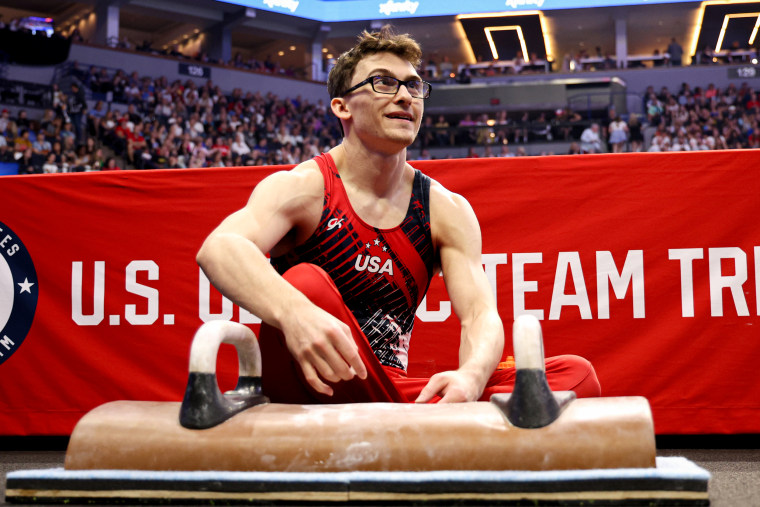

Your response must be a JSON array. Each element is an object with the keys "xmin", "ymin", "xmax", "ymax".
[{"xmin": 270, "ymin": 152, "xmax": 436, "ymax": 371}]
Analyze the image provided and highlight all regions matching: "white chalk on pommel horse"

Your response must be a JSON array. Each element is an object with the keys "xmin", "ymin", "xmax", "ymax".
[{"xmin": 5, "ymin": 316, "xmax": 711, "ymax": 505}]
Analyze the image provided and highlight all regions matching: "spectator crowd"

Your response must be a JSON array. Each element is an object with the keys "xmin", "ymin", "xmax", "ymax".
[
  {"xmin": 1, "ymin": 61, "xmax": 760, "ymax": 173},
  {"xmin": 416, "ymin": 79, "xmax": 760, "ymax": 157},
  {"xmin": 638, "ymin": 81, "xmax": 760, "ymax": 152},
  {"xmin": 1, "ymin": 69, "xmax": 343, "ymax": 173}
]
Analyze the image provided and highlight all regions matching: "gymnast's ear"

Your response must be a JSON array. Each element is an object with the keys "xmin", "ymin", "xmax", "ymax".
[{"xmin": 331, "ymin": 97, "xmax": 351, "ymax": 121}]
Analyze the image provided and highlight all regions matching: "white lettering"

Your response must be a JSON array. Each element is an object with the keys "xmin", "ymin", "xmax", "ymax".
[
  {"xmin": 549, "ymin": 252, "xmax": 592, "ymax": 320},
  {"xmin": 355, "ymin": 254, "xmax": 369, "ymax": 271},
  {"xmin": 263, "ymin": 0, "xmax": 299, "ymax": 13},
  {"xmin": 378, "ymin": 0, "xmax": 419, "ymax": 16},
  {"xmin": 596, "ymin": 250, "xmax": 645, "ymax": 319},
  {"xmin": 125, "ymin": 260, "xmax": 159, "ymax": 325},
  {"xmin": 198, "ymin": 268, "xmax": 234, "ymax": 322},
  {"xmin": 354, "ymin": 254, "xmax": 393, "ymax": 275},
  {"xmin": 511, "ymin": 252, "xmax": 543, "ymax": 320},
  {"xmin": 482, "ymin": 253, "xmax": 507, "ymax": 307},
  {"xmin": 709, "ymin": 247, "xmax": 749, "ymax": 317},
  {"xmin": 668, "ymin": 248, "xmax": 703, "ymax": 317},
  {"xmin": 71, "ymin": 261, "xmax": 105, "ymax": 325},
  {"xmin": 379, "ymin": 258, "xmax": 394, "ymax": 275},
  {"xmin": 198, "ymin": 268, "xmax": 262, "ymax": 324},
  {"xmin": 239, "ymin": 306, "xmax": 262, "ymax": 324},
  {"xmin": 416, "ymin": 273, "xmax": 451, "ymax": 322},
  {"xmin": 0, "ymin": 334, "xmax": 13, "ymax": 350},
  {"xmin": 505, "ymin": 0, "xmax": 544, "ymax": 9}
]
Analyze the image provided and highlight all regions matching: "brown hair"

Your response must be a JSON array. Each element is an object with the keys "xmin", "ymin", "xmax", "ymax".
[{"xmin": 327, "ymin": 25, "xmax": 422, "ymax": 99}]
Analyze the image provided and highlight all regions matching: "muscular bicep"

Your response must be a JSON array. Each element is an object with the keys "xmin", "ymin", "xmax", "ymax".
[
  {"xmin": 207, "ymin": 167, "xmax": 322, "ymax": 255},
  {"xmin": 432, "ymin": 189, "xmax": 495, "ymax": 322},
  {"xmin": 428, "ymin": 184, "xmax": 503, "ymax": 389}
]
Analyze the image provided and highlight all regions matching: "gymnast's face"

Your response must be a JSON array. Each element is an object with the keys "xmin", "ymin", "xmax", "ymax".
[{"xmin": 339, "ymin": 52, "xmax": 424, "ymax": 150}]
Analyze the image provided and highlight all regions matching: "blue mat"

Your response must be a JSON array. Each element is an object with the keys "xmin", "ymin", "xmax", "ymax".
[{"xmin": 5, "ymin": 457, "xmax": 709, "ymax": 505}]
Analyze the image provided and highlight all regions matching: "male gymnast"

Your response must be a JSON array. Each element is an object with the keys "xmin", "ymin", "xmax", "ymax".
[{"xmin": 197, "ymin": 26, "xmax": 601, "ymax": 404}]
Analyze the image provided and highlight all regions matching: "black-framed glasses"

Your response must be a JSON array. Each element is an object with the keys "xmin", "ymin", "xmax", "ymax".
[{"xmin": 342, "ymin": 75, "xmax": 432, "ymax": 99}]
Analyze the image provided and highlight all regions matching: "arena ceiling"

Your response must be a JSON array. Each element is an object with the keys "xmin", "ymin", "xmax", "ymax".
[{"xmin": 0, "ymin": 0, "xmax": 754, "ymax": 74}]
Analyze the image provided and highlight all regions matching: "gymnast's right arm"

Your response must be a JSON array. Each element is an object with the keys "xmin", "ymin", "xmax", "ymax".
[{"xmin": 196, "ymin": 165, "xmax": 368, "ymax": 396}]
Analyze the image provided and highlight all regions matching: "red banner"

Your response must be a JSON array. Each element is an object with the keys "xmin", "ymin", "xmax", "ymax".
[{"xmin": 1, "ymin": 151, "xmax": 759, "ymax": 436}]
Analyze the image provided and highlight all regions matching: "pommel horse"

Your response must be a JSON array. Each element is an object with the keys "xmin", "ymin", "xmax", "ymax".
[
  {"xmin": 6, "ymin": 317, "xmax": 711, "ymax": 505},
  {"xmin": 64, "ymin": 316, "xmax": 655, "ymax": 472}
]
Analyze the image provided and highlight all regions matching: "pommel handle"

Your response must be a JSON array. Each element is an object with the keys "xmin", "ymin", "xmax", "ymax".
[
  {"xmin": 179, "ymin": 321, "xmax": 269, "ymax": 429},
  {"xmin": 491, "ymin": 315, "xmax": 575, "ymax": 428},
  {"xmin": 512, "ymin": 314, "xmax": 546, "ymax": 371}
]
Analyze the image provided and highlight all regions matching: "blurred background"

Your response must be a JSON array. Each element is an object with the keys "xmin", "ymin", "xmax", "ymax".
[{"xmin": 1, "ymin": 0, "xmax": 759, "ymax": 173}]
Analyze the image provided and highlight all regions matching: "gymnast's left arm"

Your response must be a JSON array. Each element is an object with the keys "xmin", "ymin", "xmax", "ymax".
[{"xmin": 414, "ymin": 185, "xmax": 505, "ymax": 403}]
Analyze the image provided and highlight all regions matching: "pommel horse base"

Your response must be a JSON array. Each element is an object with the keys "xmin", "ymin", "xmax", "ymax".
[{"xmin": 5, "ymin": 317, "xmax": 710, "ymax": 505}]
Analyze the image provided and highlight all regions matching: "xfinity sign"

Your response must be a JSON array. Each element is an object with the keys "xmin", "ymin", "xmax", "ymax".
[
  {"xmin": 379, "ymin": 0, "xmax": 419, "ymax": 16},
  {"xmin": 236, "ymin": 0, "xmax": 695, "ymax": 21}
]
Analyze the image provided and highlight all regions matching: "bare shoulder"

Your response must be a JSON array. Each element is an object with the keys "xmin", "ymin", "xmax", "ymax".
[
  {"xmin": 428, "ymin": 178, "xmax": 478, "ymax": 225},
  {"xmin": 250, "ymin": 159, "xmax": 323, "ymax": 207},
  {"xmin": 242, "ymin": 159, "xmax": 324, "ymax": 253},
  {"xmin": 428, "ymin": 178, "xmax": 481, "ymax": 247},
  {"xmin": 429, "ymin": 178, "xmax": 471, "ymax": 207}
]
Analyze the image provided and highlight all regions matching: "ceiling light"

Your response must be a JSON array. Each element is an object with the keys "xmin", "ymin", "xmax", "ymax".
[
  {"xmin": 716, "ymin": 13, "xmax": 760, "ymax": 51},
  {"xmin": 457, "ymin": 10, "xmax": 541, "ymax": 19},
  {"xmin": 484, "ymin": 25, "xmax": 528, "ymax": 61},
  {"xmin": 691, "ymin": 0, "xmax": 760, "ymax": 59}
]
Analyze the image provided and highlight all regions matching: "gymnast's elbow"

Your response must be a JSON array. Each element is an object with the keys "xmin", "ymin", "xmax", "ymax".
[
  {"xmin": 196, "ymin": 231, "xmax": 254, "ymax": 274},
  {"xmin": 196, "ymin": 232, "xmax": 225, "ymax": 272}
]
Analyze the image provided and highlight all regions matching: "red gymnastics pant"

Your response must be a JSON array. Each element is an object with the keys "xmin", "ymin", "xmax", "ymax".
[{"xmin": 259, "ymin": 263, "xmax": 601, "ymax": 404}]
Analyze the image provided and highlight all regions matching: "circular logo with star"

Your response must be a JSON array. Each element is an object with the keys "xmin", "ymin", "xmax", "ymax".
[{"xmin": 0, "ymin": 221, "xmax": 38, "ymax": 366}]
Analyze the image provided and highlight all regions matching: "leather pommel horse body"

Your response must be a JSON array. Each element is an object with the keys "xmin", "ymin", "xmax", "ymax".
[{"xmin": 64, "ymin": 317, "xmax": 657, "ymax": 473}]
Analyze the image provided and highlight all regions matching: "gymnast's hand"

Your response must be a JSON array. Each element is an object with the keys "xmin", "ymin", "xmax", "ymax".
[
  {"xmin": 280, "ymin": 304, "xmax": 368, "ymax": 396},
  {"xmin": 414, "ymin": 369, "xmax": 482, "ymax": 403}
]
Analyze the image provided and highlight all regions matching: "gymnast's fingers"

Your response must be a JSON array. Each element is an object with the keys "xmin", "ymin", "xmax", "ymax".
[
  {"xmin": 414, "ymin": 374, "xmax": 446, "ymax": 403},
  {"xmin": 437, "ymin": 386, "xmax": 469, "ymax": 403},
  {"xmin": 300, "ymin": 359, "xmax": 334, "ymax": 396},
  {"xmin": 332, "ymin": 323, "xmax": 368, "ymax": 380},
  {"xmin": 307, "ymin": 332, "xmax": 358, "ymax": 382}
]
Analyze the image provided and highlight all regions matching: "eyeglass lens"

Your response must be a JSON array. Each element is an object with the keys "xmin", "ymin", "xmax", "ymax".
[{"xmin": 372, "ymin": 76, "xmax": 428, "ymax": 98}]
